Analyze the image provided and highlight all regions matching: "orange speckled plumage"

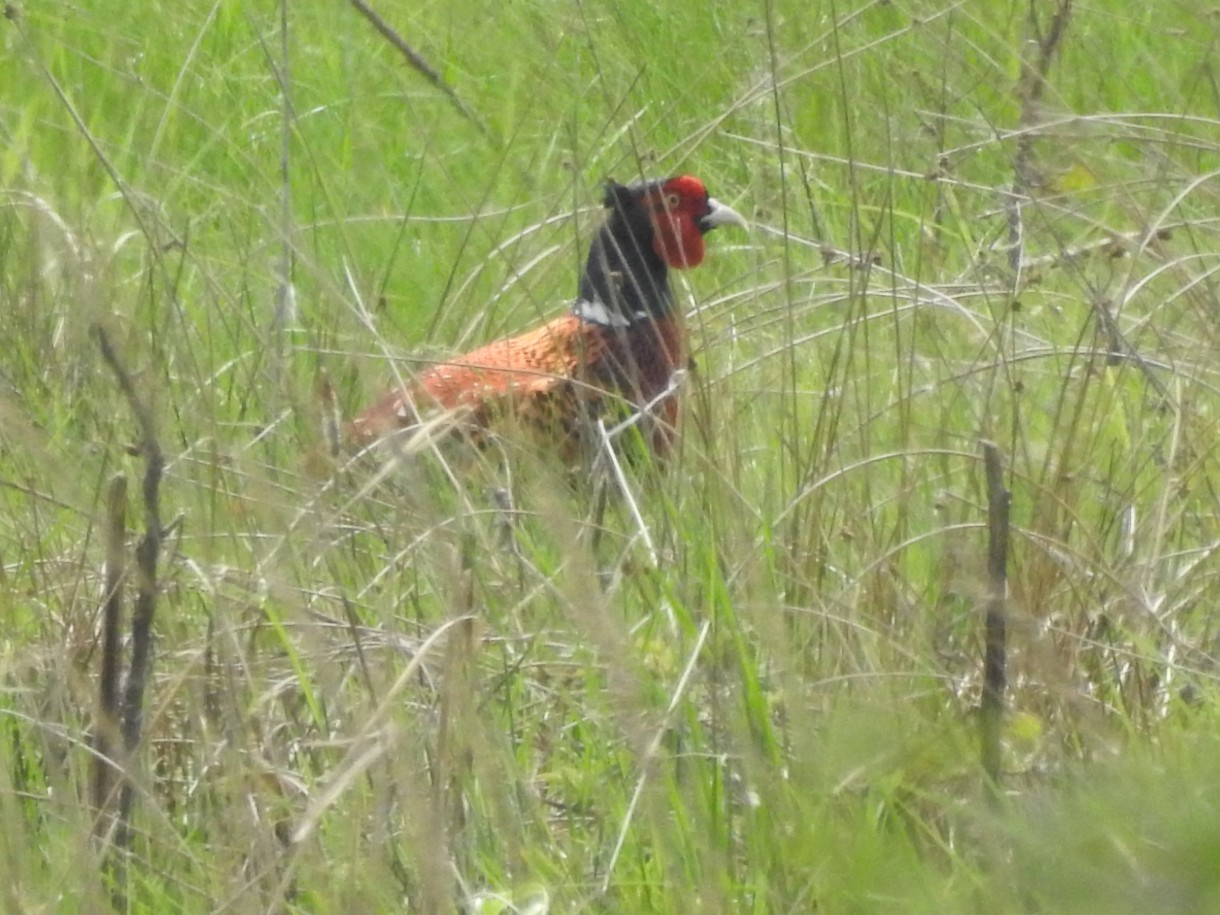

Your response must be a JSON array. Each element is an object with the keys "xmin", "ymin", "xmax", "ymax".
[{"xmin": 351, "ymin": 312, "xmax": 685, "ymax": 453}]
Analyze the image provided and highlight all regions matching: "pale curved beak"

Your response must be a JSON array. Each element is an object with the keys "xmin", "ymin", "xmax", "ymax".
[{"xmin": 698, "ymin": 197, "xmax": 748, "ymax": 233}]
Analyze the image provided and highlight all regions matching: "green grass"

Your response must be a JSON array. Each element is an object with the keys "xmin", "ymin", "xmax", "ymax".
[{"xmin": 5, "ymin": 0, "xmax": 1220, "ymax": 910}]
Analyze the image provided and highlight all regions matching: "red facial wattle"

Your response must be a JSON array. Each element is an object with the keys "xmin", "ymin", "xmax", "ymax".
[
  {"xmin": 653, "ymin": 214, "xmax": 707, "ymax": 269},
  {"xmin": 649, "ymin": 175, "xmax": 711, "ymax": 270}
]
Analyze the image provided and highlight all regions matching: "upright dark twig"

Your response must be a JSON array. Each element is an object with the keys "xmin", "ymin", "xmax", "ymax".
[
  {"xmin": 93, "ymin": 327, "xmax": 165, "ymax": 854},
  {"xmin": 91, "ymin": 475, "xmax": 128, "ymax": 832},
  {"xmin": 980, "ymin": 442, "xmax": 1011, "ymax": 796},
  {"xmin": 1006, "ymin": 0, "xmax": 1074, "ymax": 274}
]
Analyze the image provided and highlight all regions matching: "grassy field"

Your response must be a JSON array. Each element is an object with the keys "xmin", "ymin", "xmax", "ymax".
[{"xmin": 5, "ymin": 0, "xmax": 1220, "ymax": 910}]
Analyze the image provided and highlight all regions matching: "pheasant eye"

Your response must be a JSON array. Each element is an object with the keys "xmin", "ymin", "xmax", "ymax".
[{"xmin": 664, "ymin": 192, "xmax": 681, "ymax": 210}]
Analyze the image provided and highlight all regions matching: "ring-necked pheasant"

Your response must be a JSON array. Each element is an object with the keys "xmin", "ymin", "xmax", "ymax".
[{"xmin": 350, "ymin": 175, "xmax": 744, "ymax": 458}]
